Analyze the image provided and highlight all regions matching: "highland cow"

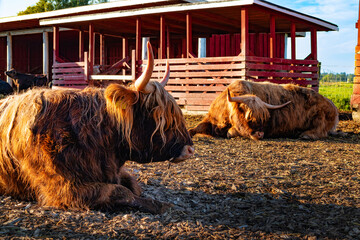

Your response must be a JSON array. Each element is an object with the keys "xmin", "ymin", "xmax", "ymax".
[
  {"xmin": 189, "ymin": 80, "xmax": 341, "ymax": 140},
  {"xmin": 0, "ymin": 42, "xmax": 194, "ymax": 214}
]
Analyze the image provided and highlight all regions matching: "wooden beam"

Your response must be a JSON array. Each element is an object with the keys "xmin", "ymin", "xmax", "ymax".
[
  {"xmin": 270, "ymin": 15, "xmax": 276, "ymax": 58},
  {"xmin": 136, "ymin": 18, "xmax": 142, "ymax": 61},
  {"xmin": 291, "ymin": 22, "xmax": 296, "ymax": 60},
  {"xmin": 53, "ymin": 26, "xmax": 59, "ymax": 63},
  {"xmin": 240, "ymin": 8, "xmax": 249, "ymax": 56},
  {"xmin": 186, "ymin": 12, "xmax": 192, "ymax": 58},
  {"xmin": 167, "ymin": 26, "xmax": 170, "ymax": 59},
  {"xmin": 42, "ymin": 31, "xmax": 49, "ymax": 79},
  {"xmin": 89, "ymin": 23, "xmax": 95, "ymax": 75},
  {"xmin": 160, "ymin": 15, "xmax": 166, "ymax": 59},
  {"xmin": 311, "ymin": 28, "xmax": 317, "ymax": 60},
  {"xmin": 79, "ymin": 30, "xmax": 84, "ymax": 62}
]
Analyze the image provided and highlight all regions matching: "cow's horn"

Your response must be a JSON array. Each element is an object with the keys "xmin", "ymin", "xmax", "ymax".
[
  {"xmin": 160, "ymin": 60, "xmax": 170, "ymax": 87},
  {"xmin": 262, "ymin": 100, "xmax": 291, "ymax": 109},
  {"xmin": 227, "ymin": 89, "xmax": 291, "ymax": 109},
  {"xmin": 227, "ymin": 89, "xmax": 250, "ymax": 103},
  {"xmin": 135, "ymin": 41, "xmax": 154, "ymax": 93}
]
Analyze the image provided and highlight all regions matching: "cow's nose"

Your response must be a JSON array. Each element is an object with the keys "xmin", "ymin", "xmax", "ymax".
[{"xmin": 172, "ymin": 145, "xmax": 195, "ymax": 163}]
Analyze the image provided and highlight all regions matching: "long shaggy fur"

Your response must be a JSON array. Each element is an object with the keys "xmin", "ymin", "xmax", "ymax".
[
  {"xmin": 189, "ymin": 80, "xmax": 339, "ymax": 140},
  {"xmin": 0, "ymin": 82, "xmax": 192, "ymax": 213}
]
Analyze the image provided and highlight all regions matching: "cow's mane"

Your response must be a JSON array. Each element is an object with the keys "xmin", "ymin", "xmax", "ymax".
[{"xmin": 234, "ymin": 95, "xmax": 270, "ymax": 124}]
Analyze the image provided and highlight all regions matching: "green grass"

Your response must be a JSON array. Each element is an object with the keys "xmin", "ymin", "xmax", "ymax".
[{"xmin": 319, "ymin": 82, "xmax": 354, "ymax": 111}]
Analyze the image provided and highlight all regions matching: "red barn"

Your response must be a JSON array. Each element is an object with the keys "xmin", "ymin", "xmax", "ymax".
[
  {"xmin": 0, "ymin": 0, "xmax": 338, "ymax": 111},
  {"xmin": 353, "ymin": 0, "xmax": 360, "ymax": 122}
]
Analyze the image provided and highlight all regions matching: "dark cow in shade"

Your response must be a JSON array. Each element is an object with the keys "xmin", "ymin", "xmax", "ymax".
[
  {"xmin": 0, "ymin": 42, "xmax": 194, "ymax": 214},
  {"xmin": 189, "ymin": 80, "xmax": 341, "ymax": 140},
  {"xmin": 5, "ymin": 69, "xmax": 50, "ymax": 92},
  {"xmin": 0, "ymin": 80, "xmax": 13, "ymax": 96}
]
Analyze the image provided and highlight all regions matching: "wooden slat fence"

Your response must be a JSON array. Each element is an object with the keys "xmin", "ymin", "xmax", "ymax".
[
  {"xmin": 142, "ymin": 56, "xmax": 319, "ymax": 111},
  {"xmin": 143, "ymin": 56, "xmax": 246, "ymax": 111},
  {"xmin": 52, "ymin": 61, "xmax": 88, "ymax": 89}
]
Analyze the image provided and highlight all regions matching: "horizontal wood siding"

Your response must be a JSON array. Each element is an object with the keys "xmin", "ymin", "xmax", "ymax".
[
  {"xmin": 52, "ymin": 61, "xmax": 88, "ymax": 89},
  {"xmin": 141, "ymin": 56, "xmax": 319, "ymax": 111}
]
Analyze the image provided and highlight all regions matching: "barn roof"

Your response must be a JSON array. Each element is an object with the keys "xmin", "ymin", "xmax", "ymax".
[{"xmin": 0, "ymin": 0, "xmax": 338, "ymax": 36}]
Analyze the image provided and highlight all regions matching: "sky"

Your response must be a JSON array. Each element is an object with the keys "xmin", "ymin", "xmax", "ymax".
[{"xmin": 0, "ymin": 0, "xmax": 358, "ymax": 74}]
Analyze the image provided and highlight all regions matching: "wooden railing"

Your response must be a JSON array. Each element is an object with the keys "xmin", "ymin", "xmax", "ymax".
[
  {"xmin": 51, "ymin": 53, "xmax": 319, "ymax": 111},
  {"xmin": 245, "ymin": 56, "xmax": 319, "ymax": 91},
  {"xmin": 143, "ymin": 56, "xmax": 319, "ymax": 111}
]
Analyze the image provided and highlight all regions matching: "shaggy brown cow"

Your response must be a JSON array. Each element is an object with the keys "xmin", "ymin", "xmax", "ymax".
[
  {"xmin": 0, "ymin": 42, "xmax": 194, "ymax": 214},
  {"xmin": 189, "ymin": 80, "xmax": 340, "ymax": 140}
]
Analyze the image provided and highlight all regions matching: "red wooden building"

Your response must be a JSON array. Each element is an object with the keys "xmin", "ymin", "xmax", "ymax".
[
  {"xmin": 0, "ymin": 0, "xmax": 338, "ymax": 111},
  {"xmin": 353, "ymin": 0, "xmax": 360, "ymax": 122}
]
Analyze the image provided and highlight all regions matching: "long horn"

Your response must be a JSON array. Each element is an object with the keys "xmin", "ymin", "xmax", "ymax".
[
  {"xmin": 160, "ymin": 60, "xmax": 170, "ymax": 87},
  {"xmin": 227, "ymin": 89, "xmax": 291, "ymax": 109},
  {"xmin": 227, "ymin": 89, "xmax": 251, "ymax": 103},
  {"xmin": 262, "ymin": 100, "xmax": 291, "ymax": 109},
  {"xmin": 134, "ymin": 41, "xmax": 154, "ymax": 93}
]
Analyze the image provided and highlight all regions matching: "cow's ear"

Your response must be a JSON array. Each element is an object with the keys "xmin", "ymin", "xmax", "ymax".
[{"xmin": 105, "ymin": 84, "xmax": 139, "ymax": 110}]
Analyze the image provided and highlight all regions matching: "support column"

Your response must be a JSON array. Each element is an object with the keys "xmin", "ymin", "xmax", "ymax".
[
  {"xmin": 53, "ymin": 26, "xmax": 59, "ymax": 63},
  {"xmin": 122, "ymin": 38, "xmax": 128, "ymax": 75},
  {"xmin": 240, "ymin": 8, "xmax": 249, "ymax": 56},
  {"xmin": 42, "ymin": 31, "xmax": 49, "ymax": 79},
  {"xmin": 136, "ymin": 18, "xmax": 142, "ymax": 61},
  {"xmin": 160, "ymin": 15, "xmax": 166, "ymax": 59},
  {"xmin": 270, "ymin": 15, "xmax": 276, "ymax": 58},
  {"xmin": 186, "ymin": 12, "xmax": 192, "ymax": 58},
  {"xmin": 79, "ymin": 30, "xmax": 84, "ymax": 62},
  {"xmin": 291, "ymin": 23, "xmax": 296, "ymax": 60},
  {"xmin": 88, "ymin": 23, "xmax": 95, "ymax": 76},
  {"xmin": 100, "ymin": 34, "xmax": 105, "ymax": 66},
  {"xmin": 6, "ymin": 32, "xmax": 12, "ymax": 85},
  {"xmin": 311, "ymin": 28, "xmax": 317, "ymax": 60}
]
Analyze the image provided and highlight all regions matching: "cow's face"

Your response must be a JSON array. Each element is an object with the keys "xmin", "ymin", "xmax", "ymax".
[
  {"xmin": 228, "ymin": 94, "xmax": 269, "ymax": 140},
  {"xmin": 105, "ymin": 42, "xmax": 194, "ymax": 163},
  {"xmin": 5, "ymin": 69, "xmax": 17, "ymax": 79},
  {"xmin": 227, "ymin": 90, "xmax": 291, "ymax": 140}
]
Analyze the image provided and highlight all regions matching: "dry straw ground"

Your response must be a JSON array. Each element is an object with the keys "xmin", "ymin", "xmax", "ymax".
[{"xmin": 0, "ymin": 113, "xmax": 360, "ymax": 239}]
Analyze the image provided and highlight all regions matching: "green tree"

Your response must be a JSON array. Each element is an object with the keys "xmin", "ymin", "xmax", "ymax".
[{"xmin": 18, "ymin": 0, "xmax": 108, "ymax": 15}]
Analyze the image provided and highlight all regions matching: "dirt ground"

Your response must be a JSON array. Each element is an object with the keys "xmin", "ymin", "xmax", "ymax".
[{"xmin": 1, "ymin": 113, "xmax": 360, "ymax": 239}]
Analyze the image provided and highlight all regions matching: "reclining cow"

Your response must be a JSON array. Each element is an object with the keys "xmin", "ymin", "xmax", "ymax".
[
  {"xmin": 5, "ymin": 69, "xmax": 50, "ymax": 93},
  {"xmin": 189, "ymin": 80, "xmax": 341, "ymax": 140},
  {"xmin": 0, "ymin": 42, "xmax": 194, "ymax": 214}
]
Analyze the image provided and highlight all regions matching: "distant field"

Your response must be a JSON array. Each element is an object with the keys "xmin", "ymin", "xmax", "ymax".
[{"xmin": 319, "ymin": 82, "xmax": 353, "ymax": 111}]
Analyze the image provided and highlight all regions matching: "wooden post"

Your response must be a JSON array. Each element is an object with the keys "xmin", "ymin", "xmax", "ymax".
[
  {"xmin": 160, "ymin": 15, "xmax": 166, "ymax": 59},
  {"xmin": 42, "ymin": 31, "xmax": 49, "ymax": 79},
  {"xmin": 53, "ymin": 26, "xmax": 59, "ymax": 63},
  {"xmin": 270, "ymin": 15, "xmax": 276, "ymax": 58},
  {"xmin": 352, "ymin": 0, "xmax": 360, "ymax": 122},
  {"xmin": 100, "ymin": 34, "xmax": 105, "ymax": 66},
  {"xmin": 291, "ymin": 23, "xmax": 296, "ymax": 60},
  {"xmin": 240, "ymin": 8, "xmax": 249, "ymax": 56},
  {"xmin": 131, "ymin": 49, "xmax": 136, "ymax": 79},
  {"xmin": 311, "ymin": 28, "xmax": 317, "ymax": 60},
  {"xmin": 167, "ymin": 26, "xmax": 170, "ymax": 58},
  {"xmin": 186, "ymin": 12, "xmax": 192, "ymax": 58},
  {"xmin": 6, "ymin": 32, "xmax": 12, "ymax": 85},
  {"xmin": 88, "ymin": 23, "xmax": 95, "ymax": 76},
  {"xmin": 84, "ymin": 51, "xmax": 89, "ymax": 81},
  {"xmin": 79, "ymin": 30, "xmax": 84, "ymax": 62},
  {"xmin": 136, "ymin": 18, "xmax": 142, "ymax": 61},
  {"xmin": 122, "ymin": 38, "xmax": 128, "ymax": 75}
]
